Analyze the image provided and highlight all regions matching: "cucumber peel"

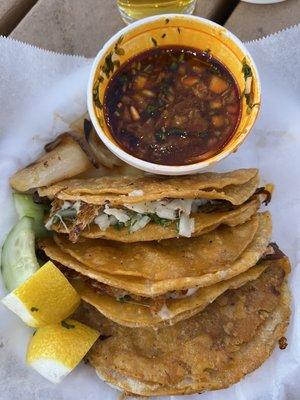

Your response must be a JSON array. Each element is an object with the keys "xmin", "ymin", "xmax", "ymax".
[
  {"xmin": 1, "ymin": 216, "xmax": 40, "ymax": 292},
  {"xmin": 13, "ymin": 193, "xmax": 49, "ymax": 238}
]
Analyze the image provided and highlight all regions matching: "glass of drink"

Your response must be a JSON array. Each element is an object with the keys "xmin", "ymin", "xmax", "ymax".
[{"xmin": 117, "ymin": 0, "xmax": 197, "ymax": 24}]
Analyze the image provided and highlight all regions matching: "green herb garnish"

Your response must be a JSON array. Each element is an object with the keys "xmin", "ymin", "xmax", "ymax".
[
  {"xmin": 31, "ymin": 307, "xmax": 39, "ymax": 312},
  {"xmin": 169, "ymin": 61, "xmax": 178, "ymax": 71},
  {"xmin": 177, "ymin": 27, "xmax": 181, "ymax": 34},
  {"xmin": 155, "ymin": 130, "xmax": 166, "ymax": 143},
  {"xmin": 102, "ymin": 52, "xmax": 115, "ymax": 78},
  {"xmin": 143, "ymin": 64, "xmax": 152, "ymax": 73},
  {"xmin": 114, "ymin": 35, "xmax": 125, "ymax": 57},
  {"xmin": 178, "ymin": 52, "xmax": 184, "ymax": 63},
  {"xmin": 61, "ymin": 320, "xmax": 75, "ymax": 330},
  {"xmin": 92, "ymin": 83, "xmax": 103, "ymax": 109},
  {"xmin": 149, "ymin": 214, "xmax": 172, "ymax": 227},
  {"xmin": 242, "ymin": 58, "xmax": 252, "ymax": 79},
  {"xmin": 151, "ymin": 37, "xmax": 158, "ymax": 47},
  {"xmin": 116, "ymin": 35, "xmax": 124, "ymax": 45},
  {"xmin": 161, "ymin": 33, "xmax": 166, "ymax": 39},
  {"xmin": 113, "ymin": 221, "xmax": 125, "ymax": 230},
  {"xmin": 241, "ymin": 58, "xmax": 259, "ymax": 113},
  {"xmin": 167, "ymin": 127, "xmax": 186, "ymax": 137},
  {"xmin": 165, "ymin": 18, "xmax": 170, "ymax": 24},
  {"xmin": 114, "ymin": 47, "xmax": 125, "ymax": 56},
  {"xmin": 145, "ymin": 103, "xmax": 162, "ymax": 116}
]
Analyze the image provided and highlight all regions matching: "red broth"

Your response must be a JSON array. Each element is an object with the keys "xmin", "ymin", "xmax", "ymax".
[{"xmin": 104, "ymin": 46, "xmax": 241, "ymax": 166}]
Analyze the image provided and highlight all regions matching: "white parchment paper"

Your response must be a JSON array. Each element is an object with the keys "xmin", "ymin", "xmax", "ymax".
[{"xmin": 0, "ymin": 25, "xmax": 300, "ymax": 400}]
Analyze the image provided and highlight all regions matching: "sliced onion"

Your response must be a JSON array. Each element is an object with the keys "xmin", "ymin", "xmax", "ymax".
[
  {"xmin": 129, "ymin": 215, "xmax": 151, "ymax": 233},
  {"xmin": 73, "ymin": 201, "xmax": 81, "ymax": 213},
  {"xmin": 128, "ymin": 190, "xmax": 144, "ymax": 197},
  {"xmin": 124, "ymin": 201, "xmax": 156, "ymax": 214},
  {"xmin": 104, "ymin": 205, "xmax": 130, "ymax": 223},
  {"xmin": 61, "ymin": 201, "xmax": 72, "ymax": 210},
  {"xmin": 94, "ymin": 214, "xmax": 110, "ymax": 231},
  {"xmin": 167, "ymin": 199, "xmax": 193, "ymax": 215},
  {"xmin": 86, "ymin": 128, "xmax": 124, "ymax": 169},
  {"xmin": 108, "ymin": 215, "xmax": 118, "ymax": 225},
  {"xmin": 157, "ymin": 303, "xmax": 171, "ymax": 320},
  {"xmin": 155, "ymin": 203, "xmax": 177, "ymax": 220},
  {"xmin": 178, "ymin": 213, "xmax": 195, "ymax": 237},
  {"xmin": 10, "ymin": 135, "xmax": 92, "ymax": 192}
]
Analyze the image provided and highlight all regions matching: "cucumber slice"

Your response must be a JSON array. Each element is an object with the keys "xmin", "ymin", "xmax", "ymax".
[
  {"xmin": 1, "ymin": 216, "xmax": 40, "ymax": 292},
  {"xmin": 13, "ymin": 193, "xmax": 49, "ymax": 238}
]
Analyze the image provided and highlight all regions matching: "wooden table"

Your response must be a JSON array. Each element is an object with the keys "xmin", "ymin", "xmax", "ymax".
[{"xmin": 0, "ymin": 0, "xmax": 299, "ymax": 56}]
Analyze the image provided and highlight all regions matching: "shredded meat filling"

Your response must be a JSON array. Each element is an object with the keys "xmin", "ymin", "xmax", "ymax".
[
  {"xmin": 69, "ymin": 203, "xmax": 100, "ymax": 242},
  {"xmin": 45, "ymin": 188, "xmax": 269, "ymax": 242}
]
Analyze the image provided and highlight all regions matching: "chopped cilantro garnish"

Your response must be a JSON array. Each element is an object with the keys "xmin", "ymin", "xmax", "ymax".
[
  {"xmin": 102, "ymin": 52, "xmax": 115, "ymax": 78},
  {"xmin": 149, "ymin": 214, "xmax": 172, "ymax": 227},
  {"xmin": 114, "ymin": 47, "xmax": 125, "ymax": 56},
  {"xmin": 92, "ymin": 87, "xmax": 103, "ymax": 109},
  {"xmin": 178, "ymin": 52, "xmax": 185, "ymax": 63},
  {"xmin": 155, "ymin": 130, "xmax": 167, "ymax": 143},
  {"xmin": 145, "ymin": 103, "xmax": 160, "ymax": 116},
  {"xmin": 113, "ymin": 221, "xmax": 125, "ymax": 230},
  {"xmin": 167, "ymin": 127, "xmax": 186, "ymax": 136},
  {"xmin": 169, "ymin": 61, "xmax": 178, "ymax": 71},
  {"xmin": 165, "ymin": 18, "xmax": 170, "ymax": 24},
  {"xmin": 151, "ymin": 37, "xmax": 158, "ymax": 47},
  {"xmin": 116, "ymin": 35, "xmax": 124, "ymax": 45},
  {"xmin": 242, "ymin": 58, "xmax": 252, "ymax": 79},
  {"xmin": 31, "ymin": 307, "xmax": 39, "ymax": 312}
]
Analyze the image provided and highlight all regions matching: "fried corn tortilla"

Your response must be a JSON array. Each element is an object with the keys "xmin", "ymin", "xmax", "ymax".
[
  {"xmin": 53, "ymin": 214, "xmax": 262, "ymax": 281},
  {"xmin": 75, "ymin": 257, "xmax": 290, "ymax": 396},
  {"xmin": 39, "ymin": 169, "xmax": 260, "ymax": 242},
  {"xmin": 51, "ymin": 197, "xmax": 260, "ymax": 242},
  {"xmin": 40, "ymin": 213, "xmax": 271, "ymax": 296},
  {"xmin": 70, "ymin": 261, "xmax": 269, "ymax": 328},
  {"xmin": 38, "ymin": 169, "xmax": 259, "ymax": 205}
]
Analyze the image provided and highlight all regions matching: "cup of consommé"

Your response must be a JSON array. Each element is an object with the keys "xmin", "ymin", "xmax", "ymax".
[{"xmin": 87, "ymin": 14, "xmax": 261, "ymax": 175}]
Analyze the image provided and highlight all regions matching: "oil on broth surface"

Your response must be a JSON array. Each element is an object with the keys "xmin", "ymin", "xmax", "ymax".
[{"xmin": 104, "ymin": 46, "xmax": 241, "ymax": 166}]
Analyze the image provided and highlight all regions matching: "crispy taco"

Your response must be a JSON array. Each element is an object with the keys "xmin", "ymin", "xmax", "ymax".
[
  {"xmin": 74, "ymin": 256, "xmax": 290, "ymax": 396},
  {"xmin": 38, "ymin": 169, "xmax": 265, "ymax": 242},
  {"xmin": 40, "ymin": 213, "xmax": 272, "ymax": 327}
]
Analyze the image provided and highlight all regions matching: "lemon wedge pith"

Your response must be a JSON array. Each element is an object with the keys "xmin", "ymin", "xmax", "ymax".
[
  {"xmin": 1, "ymin": 261, "xmax": 80, "ymax": 327},
  {"xmin": 27, "ymin": 319, "xmax": 99, "ymax": 383}
]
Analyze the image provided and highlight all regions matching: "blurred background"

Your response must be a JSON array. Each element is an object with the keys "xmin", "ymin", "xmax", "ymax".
[{"xmin": 0, "ymin": 0, "xmax": 299, "ymax": 57}]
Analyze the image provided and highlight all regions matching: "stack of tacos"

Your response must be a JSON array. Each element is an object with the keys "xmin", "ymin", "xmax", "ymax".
[{"xmin": 38, "ymin": 168, "xmax": 291, "ymax": 396}]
